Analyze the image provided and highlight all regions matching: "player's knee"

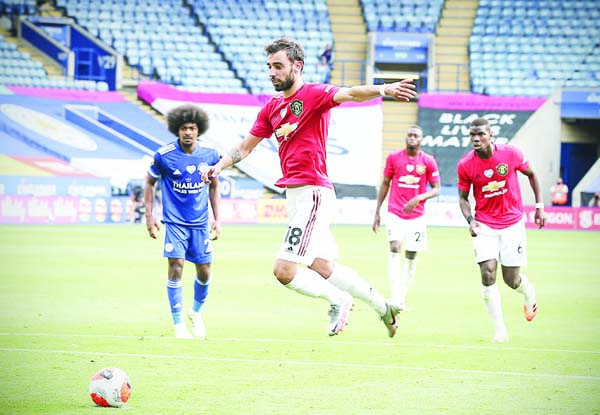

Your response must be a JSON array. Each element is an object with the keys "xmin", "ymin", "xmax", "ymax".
[
  {"xmin": 273, "ymin": 263, "xmax": 294, "ymax": 285},
  {"xmin": 503, "ymin": 273, "xmax": 521, "ymax": 289},
  {"xmin": 167, "ymin": 259, "xmax": 184, "ymax": 280},
  {"xmin": 389, "ymin": 241, "xmax": 402, "ymax": 252},
  {"xmin": 479, "ymin": 262, "xmax": 496, "ymax": 285},
  {"xmin": 194, "ymin": 264, "xmax": 211, "ymax": 283}
]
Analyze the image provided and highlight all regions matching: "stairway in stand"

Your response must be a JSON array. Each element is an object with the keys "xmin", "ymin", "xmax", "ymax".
[
  {"xmin": 380, "ymin": 99, "xmax": 419, "ymax": 157},
  {"xmin": 326, "ymin": 0, "xmax": 367, "ymax": 87},
  {"xmin": 433, "ymin": 0, "xmax": 477, "ymax": 92},
  {"xmin": 120, "ymin": 86, "xmax": 165, "ymax": 123},
  {"xmin": 325, "ymin": 0, "xmax": 419, "ymax": 161}
]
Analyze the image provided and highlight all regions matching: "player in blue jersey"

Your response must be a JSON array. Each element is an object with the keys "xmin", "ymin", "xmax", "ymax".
[{"xmin": 144, "ymin": 104, "xmax": 221, "ymax": 339}]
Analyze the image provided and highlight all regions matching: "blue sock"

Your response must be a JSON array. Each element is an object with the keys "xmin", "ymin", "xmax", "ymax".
[
  {"xmin": 166, "ymin": 279, "xmax": 184, "ymax": 324},
  {"xmin": 192, "ymin": 277, "xmax": 209, "ymax": 313}
]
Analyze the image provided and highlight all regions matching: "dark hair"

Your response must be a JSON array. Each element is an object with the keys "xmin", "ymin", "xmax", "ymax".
[
  {"xmin": 265, "ymin": 37, "xmax": 305, "ymax": 65},
  {"xmin": 166, "ymin": 104, "xmax": 209, "ymax": 136},
  {"xmin": 470, "ymin": 117, "xmax": 490, "ymax": 130}
]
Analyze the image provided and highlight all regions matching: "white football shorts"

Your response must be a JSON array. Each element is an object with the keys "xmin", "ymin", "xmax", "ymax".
[
  {"xmin": 276, "ymin": 185, "xmax": 338, "ymax": 266},
  {"xmin": 385, "ymin": 213, "xmax": 428, "ymax": 252},
  {"xmin": 472, "ymin": 217, "xmax": 527, "ymax": 266}
]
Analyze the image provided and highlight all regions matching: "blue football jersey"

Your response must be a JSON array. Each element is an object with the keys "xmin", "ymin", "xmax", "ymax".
[{"xmin": 148, "ymin": 140, "xmax": 220, "ymax": 227}]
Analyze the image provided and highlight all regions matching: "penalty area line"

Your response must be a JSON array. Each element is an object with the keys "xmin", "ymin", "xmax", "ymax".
[{"xmin": 0, "ymin": 346, "xmax": 599, "ymax": 382}]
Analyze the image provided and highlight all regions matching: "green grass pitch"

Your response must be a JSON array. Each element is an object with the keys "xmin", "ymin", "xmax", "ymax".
[{"xmin": 0, "ymin": 224, "xmax": 598, "ymax": 414}]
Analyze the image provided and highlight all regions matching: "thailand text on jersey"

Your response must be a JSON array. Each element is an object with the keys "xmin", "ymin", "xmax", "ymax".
[{"xmin": 148, "ymin": 140, "xmax": 220, "ymax": 227}]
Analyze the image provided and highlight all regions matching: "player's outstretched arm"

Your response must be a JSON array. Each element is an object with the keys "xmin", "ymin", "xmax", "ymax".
[{"xmin": 334, "ymin": 79, "xmax": 417, "ymax": 103}]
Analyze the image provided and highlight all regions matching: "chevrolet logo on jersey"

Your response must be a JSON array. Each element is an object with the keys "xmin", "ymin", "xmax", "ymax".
[
  {"xmin": 398, "ymin": 175, "xmax": 421, "ymax": 185},
  {"xmin": 275, "ymin": 122, "xmax": 298, "ymax": 141},
  {"xmin": 482, "ymin": 180, "xmax": 506, "ymax": 192}
]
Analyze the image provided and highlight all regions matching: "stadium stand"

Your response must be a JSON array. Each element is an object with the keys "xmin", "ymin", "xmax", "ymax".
[
  {"xmin": 0, "ymin": 33, "xmax": 103, "ymax": 90},
  {"xmin": 361, "ymin": 0, "xmax": 444, "ymax": 33},
  {"xmin": 469, "ymin": 0, "xmax": 600, "ymax": 96},
  {"xmin": 191, "ymin": 0, "xmax": 334, "ymax": 94},
  {"xmin": 0, "ymin": 0, "xmax": 597, "ymax": 212},
  {"xmin": 54, "ymin": 0, "xmax": 247, "ymax": 93},
  {"xmin": 1, "ymin": 0, "xmax": 37, "ymax": 16}
]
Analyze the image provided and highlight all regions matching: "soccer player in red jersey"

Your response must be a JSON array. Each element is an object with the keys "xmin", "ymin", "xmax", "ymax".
[
  {"xmin": 202, "ymin": 37, "xmax": 417, "ymax": 337},
  {"xmin": 457, "ymin": 118, "xmax": 546, "ymax": 343},
  {"xmin": 373, "ymin": 126, "xmax": 440, "ymax": 311}
]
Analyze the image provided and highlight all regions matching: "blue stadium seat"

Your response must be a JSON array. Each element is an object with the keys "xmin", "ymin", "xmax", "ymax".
[{"xmin": 469, "ymin": 0, "xmax": 600, "ymax": 96}]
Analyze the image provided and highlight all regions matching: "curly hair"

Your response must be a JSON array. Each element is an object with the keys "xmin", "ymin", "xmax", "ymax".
[{"xmin": 166, "ymin": 104, "xmax": 209, "ymax": 137}]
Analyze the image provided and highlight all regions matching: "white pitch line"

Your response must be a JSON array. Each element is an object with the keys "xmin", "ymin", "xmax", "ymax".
[
  {"xmin": 1, "ymin": 332, "xmax": 599, "ymax": 355},
  {"xmin": 0, "ymin": 346, "xmax": 598, "ymax": 381}
]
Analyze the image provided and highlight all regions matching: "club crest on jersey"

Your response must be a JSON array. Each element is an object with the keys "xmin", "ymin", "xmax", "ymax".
[
  {"xmin": 290, "ymin": 99, "xmax": 303, "ymax": 117},
  {"xmin": 496, "ymin": 163, "xmax": 508, "ymax": 176},
  {"xmin": 416, "ymin": 164, "xmax": 426, "ymax": 175},
  {"xmin": 484, "ymin": 169, "xmax": 494, "ymax": 178}
]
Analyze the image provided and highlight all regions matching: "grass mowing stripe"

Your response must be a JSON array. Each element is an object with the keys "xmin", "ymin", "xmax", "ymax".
[
  {"xmin": 1, "ymin": 332, "xmax": 598, "ymax": 354},
  {"xmin": 2, "ymin": 346, "xmax": 598, "ymax": 381}
]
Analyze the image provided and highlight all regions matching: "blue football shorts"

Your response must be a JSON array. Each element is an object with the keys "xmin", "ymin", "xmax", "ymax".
[{"xmin": 163, "ymin": 222, "xmax": 213, "ymax": 265}]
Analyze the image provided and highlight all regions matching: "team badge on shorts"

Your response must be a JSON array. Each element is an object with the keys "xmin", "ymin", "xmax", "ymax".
[
  {"xmin": 290, "ymin": 100, "xmax": 303, "ymax": 116},
  {"xmin": 496, "ymin": 163, "xmax": 509, "ymax": 176}
]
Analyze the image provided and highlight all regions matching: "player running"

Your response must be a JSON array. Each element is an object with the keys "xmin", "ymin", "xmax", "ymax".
[{"xmin": 457, "ymin": 117, "xmax": 545, "ymax": 343}]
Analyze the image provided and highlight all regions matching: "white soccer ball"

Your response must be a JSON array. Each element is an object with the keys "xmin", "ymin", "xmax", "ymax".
[{"xmin": 89, "ymin": 367, "xmax": 132, "ymax": 407}]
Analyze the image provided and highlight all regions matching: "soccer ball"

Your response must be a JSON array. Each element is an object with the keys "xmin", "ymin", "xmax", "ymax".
[{"xmin": 89, "ymin": 367, "xmax": 132, "ymax": 407}]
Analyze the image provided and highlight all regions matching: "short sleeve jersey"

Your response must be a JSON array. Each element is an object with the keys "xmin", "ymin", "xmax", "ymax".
[
  {"xmin": 457, "ymin": 143, "xmax": 528, "ymax": 229},
  {"xmin": 249, "ymin": 83, "xmax": 341, "ymax": 188},
  {"xmin": 148, "ymin": 140, "xmax": 220, "ymax": 227},
  {"xmin": 384, "ymin": 149, "xmax": 440, "ymax": 219}
]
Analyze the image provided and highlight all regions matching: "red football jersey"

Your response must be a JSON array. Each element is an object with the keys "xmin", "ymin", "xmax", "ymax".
[
  {"xmin": 384, "ymin": 149, "xmax": 440, "ymax": 219},
  {"xmin": 457, "ymin": 143, "xmax": 528, "ymax": 229},
  {"xmin": 250, "ymin": 83, "xmax": 340, "ymax": 188}
]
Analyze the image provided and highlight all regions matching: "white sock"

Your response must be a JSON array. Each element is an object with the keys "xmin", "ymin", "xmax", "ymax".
[
  {"xmin": 399, "ymin": 257, "xmax": 417, "ymax": 304},
  {"xmin": 388, "ymin": 252, "xmax": 402, "ymax": 305},
  {"xmin": 481, "ymin": 284, "xmax": 507, "ymax": 335},
  {"xmin": 515, "ymin": 274, "xmax": 536, "ymax": 310},
  {"xmin": 328, "ymin": 263, "xmax": 387, "ymax": 315},
  {"xmin": 285, "ymin": 268, "xmax": 345, "ymax": 305}
]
